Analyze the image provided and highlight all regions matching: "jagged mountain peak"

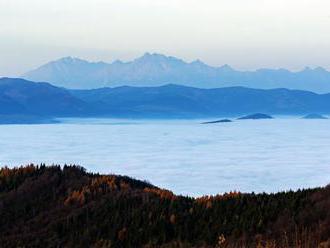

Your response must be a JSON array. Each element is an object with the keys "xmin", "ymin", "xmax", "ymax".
[
  {"xmin": 21, "ymin": 53, "xmax": 330, "ymax": 93},
  {"xmin": 134, "ymin": 52, "xmax": 185, "ymax": 65},
  {"xmin": 313, "ymin": 66, "xmax": 327, "ymax": 72},
  {"xmin": 56, "ymin": 56, "xmax": 89, "ymax": 64},
  {"xmin": 112, "ymin": 59, "xmax": 124, "ymax": 65},
  {"xmin": 190, "ymin": 59, "xmax": 209, "ymax": 67},
  {"xmin": 218, "ymin": 64, "xmax": 234, "ymax": 71},
  {"xmin": 299, "ymin": 66, "xmax": 328, "ymax": 73}
]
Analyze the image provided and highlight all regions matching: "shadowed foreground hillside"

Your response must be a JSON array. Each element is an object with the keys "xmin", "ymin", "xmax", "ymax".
[{"xmin": 1, "ymin": 165, "xmax": 330, "ymax": 247}]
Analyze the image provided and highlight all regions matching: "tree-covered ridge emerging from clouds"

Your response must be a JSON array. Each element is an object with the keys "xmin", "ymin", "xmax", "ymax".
[{"xmin": 0, "ymin": 165, "xmax": 330, "ymax": 247}]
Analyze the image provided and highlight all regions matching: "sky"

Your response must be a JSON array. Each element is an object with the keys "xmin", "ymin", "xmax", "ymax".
[{"xmin": 1, "ymin": 0, "xmax": 330, "ymax": 76}]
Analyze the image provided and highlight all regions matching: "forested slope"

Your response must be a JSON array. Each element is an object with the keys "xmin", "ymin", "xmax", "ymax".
[{"xmin": 1, "ymin": 165, "xmax": 330, "ymax": 247}]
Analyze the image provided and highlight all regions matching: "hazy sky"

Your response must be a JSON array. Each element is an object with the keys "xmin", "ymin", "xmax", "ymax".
[{"xmin": 1, "ymin": 0, "xmax": 330, "ymax": 76}]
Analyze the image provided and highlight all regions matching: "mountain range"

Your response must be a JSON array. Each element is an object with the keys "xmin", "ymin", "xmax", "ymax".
[
  {"xmin": 71, "ymin": 85, "xmax": 330, "ymax": 117},
  {"xmin": 22, "ymin": 53, "xmax": 330, "ymax": 93},
  {"xmin": 2, "ymin": 77, "xmax": 330, "ymax": 120}
]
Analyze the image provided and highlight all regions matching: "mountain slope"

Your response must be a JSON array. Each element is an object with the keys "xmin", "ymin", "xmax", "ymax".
[
  {"xmin": 23, "ymin": 53, "xmax": 330, "ymax": 93},
  {"xmin": 2, "ymin": 78, "xmax": 330, "ymax": 118},
  {"xmin": 71, "ymin": 84, "xmax": 330, "ymax": 117},
  {"xmin": 0, "ymin": 78, "xmax": 86, "ymax": 116},
  {"xmin": 1, "ymin": 165, "xmax": 330, "ymax": 247}
]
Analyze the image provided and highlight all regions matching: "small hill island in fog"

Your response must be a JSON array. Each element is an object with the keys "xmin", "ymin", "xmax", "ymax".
[
  {"xmin": 238, "ymin": 113, "xmax": 273, "ymax": 120},
  {"xmin": 201, "ymin": 119, "xmax": 232, "ymax": 124},
  {"xmin": 303, "ymin": 113, "xmax": 328, "ymax": 119}
]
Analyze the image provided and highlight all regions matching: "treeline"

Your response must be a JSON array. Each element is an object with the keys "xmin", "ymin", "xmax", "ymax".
[{"xmin": 0, "ymin": 165, "xmax": 330, "ymax": 247}]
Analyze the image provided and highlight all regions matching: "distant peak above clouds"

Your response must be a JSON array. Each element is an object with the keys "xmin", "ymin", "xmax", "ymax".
[
  {"xmin": 55, "ymin": 56, "xmax": 88, "ymax": 64},
  {"xmin": 134, "ymin": 52, "xmax": 186, "ymax": 65},
  {"xmin": 22, "ymin": 53, "xmax": 330, "ymax": 93}
]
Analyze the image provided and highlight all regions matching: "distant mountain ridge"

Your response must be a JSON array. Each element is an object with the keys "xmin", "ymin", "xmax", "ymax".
[
  {"xmin": 22, "ymin": 53, "xmax": 330, "ymax": 93},
  {"xmin": 70, "ymin": 84, "xmax": 330, "ymax": 117},
  {"xmin": 0, "ymin": 77, "xmax": 85, "ymax": 117},
  {"xmin": 2, "ymin": 77, "xmax": 330, "ymax": 120}
]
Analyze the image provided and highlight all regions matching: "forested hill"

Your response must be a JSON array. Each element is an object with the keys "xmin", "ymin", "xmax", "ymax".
[{"xmin": 1, "ymin": 165, "xmax": 330, "ymax": 247}]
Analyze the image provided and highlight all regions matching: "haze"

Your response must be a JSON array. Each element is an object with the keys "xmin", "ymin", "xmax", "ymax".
[{"xmin": 1, "ymin": 0, "xmax": 330, "ymax": 76}]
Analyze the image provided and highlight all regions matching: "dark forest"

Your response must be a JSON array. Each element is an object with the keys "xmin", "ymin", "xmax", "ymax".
[{"xmin": 1, "ymin": 165, "xmax": 329, "ymax": 247}]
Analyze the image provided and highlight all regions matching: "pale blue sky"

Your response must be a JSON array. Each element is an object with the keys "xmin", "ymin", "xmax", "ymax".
[{"xmin": 1, "ymin": 0, "xmax": 330, "ymax": 76}]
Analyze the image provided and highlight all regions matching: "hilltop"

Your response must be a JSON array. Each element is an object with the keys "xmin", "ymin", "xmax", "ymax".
[
  {"xmin": 303, "ymin": 113, "xmax": 328, "ymax": 119},
  {"xmin": 1, "ymin": 165, "xmax": 330, "ymax": 247},
  {"xmin": 238, "ymin": 113, "xmax": 273, "ymax": 120}
]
